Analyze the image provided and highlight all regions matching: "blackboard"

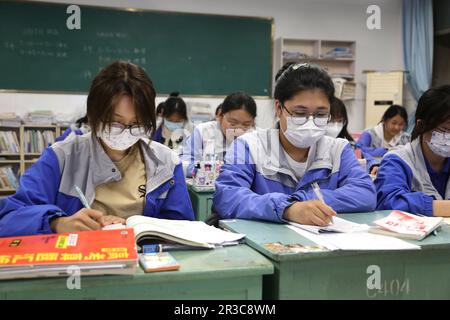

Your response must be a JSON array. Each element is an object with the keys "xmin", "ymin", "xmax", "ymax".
[{"xmin": 0, "ymin": 1, "xmax": 273, "ymax": 96}]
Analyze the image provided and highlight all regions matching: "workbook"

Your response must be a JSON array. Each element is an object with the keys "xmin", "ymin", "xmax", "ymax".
[
  {"xmin": 103, "ymin": 216, "xmax": 245, "ymax": 251},
  {"xmin": 0, "ymin": 229, "xmax": 138, "ymax": 280},
  {"xmin": 369, "ymin": 210, "xmax": 444, "ymax": 241}
]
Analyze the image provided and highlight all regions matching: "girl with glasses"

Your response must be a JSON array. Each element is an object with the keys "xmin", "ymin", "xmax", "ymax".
[
  {"xmin": 213, "ymin": 63, "xmax": 376, "ymax": 226},
  {"xmin": 375, "ymin": 85, "xmax": 450, "ymax": 216},
  {"xmin": 181, "ymin": 91, "xmax": 257, "ymax": 177},
  {"xmin": 0, "ymin": 61, "xmax": 194, "ymax": 237}
]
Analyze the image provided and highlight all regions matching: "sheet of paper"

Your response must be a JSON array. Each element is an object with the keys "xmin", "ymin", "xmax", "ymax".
[
  {"xmin": 287, "ymin": 226, "xmax": 420, "ymax": 251},
  {"xmin": 289, "ymin": 216, "xmax": 370, "ymax": 234}
]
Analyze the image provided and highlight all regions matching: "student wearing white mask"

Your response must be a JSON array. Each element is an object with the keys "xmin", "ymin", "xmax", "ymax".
[
  {"xmin": 152, "ymin": 92, "xmax": 192, "ymax": 154},
  {"xmin": 0, "ymin": 61, "xmax": 194, "ymax": 237},
  {"xmin": 326, "ymin": 97, "xmax": 355, "ymax": 146},
  {"xmin": 213, "ymin": 63, "xmax": 376, "ymax": 225},
  {"xmin": 375, "ymin": 85, "xmax": 450, "ymax": 216},
  {"xmin": 181, "ymin": 92, "xmax": 257, "ymax": 177}
]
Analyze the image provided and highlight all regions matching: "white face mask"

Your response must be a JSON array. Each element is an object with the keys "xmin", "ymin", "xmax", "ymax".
[
  {"xmin": 326, "ymin": 122, "xmax": 344, "ymax": 138},
  {"xmin": 427, "ymin": 131, "xmax": 450, "ymax": 158},
  {"xmin": 98, "ymin": 126, "xmax": 150, "ymax": 151},
  {"xmin": 283, "ymin": 118, "xmax": 326, "ymax": 148}
]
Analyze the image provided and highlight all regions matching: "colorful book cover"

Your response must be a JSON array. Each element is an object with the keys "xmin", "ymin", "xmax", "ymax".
[{"xmin": 0, "ymin": 228, "xmax": 138, "ymax": 268}]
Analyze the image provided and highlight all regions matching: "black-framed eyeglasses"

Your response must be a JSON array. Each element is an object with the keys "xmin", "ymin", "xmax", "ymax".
[
  {"xmin": 281, "ymin": 104, "xmax": 330, "ymax": 127},
  {"xmin": 109, "ymin": 122, "xmax": 150, "ymax": 137}
]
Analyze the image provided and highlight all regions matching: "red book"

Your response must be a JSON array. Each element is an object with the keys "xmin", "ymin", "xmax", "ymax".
[{"xmin": 0, "ymin": 228, "xmax": 138, "ymax": 280}]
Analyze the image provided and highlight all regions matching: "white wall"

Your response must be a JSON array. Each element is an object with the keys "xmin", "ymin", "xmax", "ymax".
[{"xmin": 0, "ymin": 0, "xmax": 414, "ymax": 131}]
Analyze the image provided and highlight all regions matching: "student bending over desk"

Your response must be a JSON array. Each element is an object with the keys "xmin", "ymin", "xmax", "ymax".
[
  {"xmin": 375, "ymin": 85, "xmax": 450, "ymax": 216},
  {"xmin": 0, "ymin": 60, "xmax": 194, "ymax": 238},
  {"xmin": 213, "ymin": 63, "xmax": 376, "ymax": 226}
]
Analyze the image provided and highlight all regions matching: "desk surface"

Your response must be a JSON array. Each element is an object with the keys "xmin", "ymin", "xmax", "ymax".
[
  {"xmin": 0, "ymin": 245, "xmax": 273, "ymax": 300},
  {"xmin": 220, "ymin": 211, "xmax": 450, "ymax": 262}
]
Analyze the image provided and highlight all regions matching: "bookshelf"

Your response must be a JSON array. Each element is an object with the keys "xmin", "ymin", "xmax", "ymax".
[
  {"xmin": 274, "ymin": 38, "xmax": 357, "ymax": 100},
  {"xmin": 0, "ymin": 124, "xmax": 68, "ymax": 197}
]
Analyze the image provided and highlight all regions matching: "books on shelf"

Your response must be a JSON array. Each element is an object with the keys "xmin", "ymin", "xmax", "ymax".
[
  {"xmin": 189, "ymin": 102, "xmax": 213, "ymax": 124},
  {"xmin": 103, "ymin": 215, "xmax": 246, "ymax": 251},
  {"xmin": 24, "ymin": 130, "xmax": 55, "ymax": 153},
  {"xmin": 0, "ymin": 229, "xmax": 138, "ymax": 280},
  {"xmin": 0, "ymin": 166, "xmax": 19, "ymax": 190},
  {"xmin": 0, "ymin": 131, "xmax": 20, "ymax": 154},
  {"xmin": 369, "ymin": 210, "xmax": 444, "ymax": 240},
  {"xmin": 24, "ymin": 110, "xmax": 54, "ymax": 125},
  {"xmin": 0, "ymin": 113, "xmax": 21, "ymax": 127},
  {"xmin": 283, "ymin": 51, "xmax": 311, "ymax": 60}
]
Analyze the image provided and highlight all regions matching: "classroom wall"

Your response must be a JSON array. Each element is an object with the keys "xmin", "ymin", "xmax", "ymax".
[{"xmin": 0, "ymin": 0, "xmax": 415, "ymax": 132}]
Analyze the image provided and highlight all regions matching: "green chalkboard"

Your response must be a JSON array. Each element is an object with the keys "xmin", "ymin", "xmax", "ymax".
[{"xmin": 0, "ymin": 1, "xmax": 273, "ymax": 96}]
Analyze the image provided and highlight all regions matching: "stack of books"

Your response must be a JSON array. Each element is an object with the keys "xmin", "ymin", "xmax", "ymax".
[
  {"xmin": 0, "ymin": 113, "xmax": 21, "ymax": 127},
  {"xmin": 25, "ymin": 111, "xmax": 54, "ymax": 125}
]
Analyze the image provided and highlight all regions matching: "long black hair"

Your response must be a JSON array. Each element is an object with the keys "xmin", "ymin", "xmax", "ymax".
[
  {"xmin": 411, "ymin": 85, "xmax": 450, "ymax": 141},
  {"xmin": 330, "ymin": 97, "xmax": 354, "ymax": 142},
  {"xmin": 162, "ymin": 91, "xmax": 188, "ymax": 120}
]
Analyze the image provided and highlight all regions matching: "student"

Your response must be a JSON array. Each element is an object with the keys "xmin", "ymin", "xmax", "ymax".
[
  {"xmin": 155, "ymin": 101, "xmax": 165, "ymax": 128},
  {"xmin": 152, "ymin": 92, "xmax": 192, "ymax": 153},
  {"xmin": 55, "ymin": 115, "xmax": 90, "ymax": 142},
  {"xmin": 213, "ymin": 63, "xmax": 376, "ymax": 225},
  {"xmin": 375, "ymin": 85, "xmax": 450, "ymax": 216},
  {"xmin": 356, "ymin": 104, "xmax": 410, "ymax": 175},
  {"xmin": 0, "ymin": 61, "xmax": 194, "ymax": 237},
  {"xmin": 326, "ymin": 97, "xmax": 355, "ymax": 145},
  {"xmin": 181, "ymin": 91, "xmax": 257, "ymax": 177}
]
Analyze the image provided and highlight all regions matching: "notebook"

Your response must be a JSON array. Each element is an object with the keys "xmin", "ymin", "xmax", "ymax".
[
  {"xmin": 369, "ymin": 210, "xmax": 444, "ymax": 240},
  {"xmin": 0, "ymin": 229, "xmax": 138, "ymax": 280},
  {"xmin": 139, "ymin": 252, "xmax": 180, "ymax": 272},
  {"xmin": 288, "ymin": 216, "xmax": 370, "ymax": 234}
]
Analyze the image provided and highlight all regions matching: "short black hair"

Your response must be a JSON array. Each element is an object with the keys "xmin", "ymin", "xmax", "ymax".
[
  {"xmin": 162, "ymin": 91, "xmax": 188, "ymax": 120},
  {"xmin": 274, "ymin": 62, "xmax": 335, "ymax": 104},
  {"xmin": 411, "ymin": 85, "xmax": 450, "ymax": 140},
  {"xmin": 221, "ymin": 92, "xmax": 257, "ymax": 118},
  {"xmin": 381, "ymin": 104, "xmax": 408, "ymax": 125}
]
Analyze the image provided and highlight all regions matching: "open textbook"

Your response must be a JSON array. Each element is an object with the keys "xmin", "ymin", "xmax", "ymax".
[{"xmin": 104, "ymin": 216, "xmax": 246, "ymax": 250}]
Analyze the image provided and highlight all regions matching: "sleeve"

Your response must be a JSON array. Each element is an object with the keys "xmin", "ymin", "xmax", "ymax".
[
  {"xmin": 374, "ymin": 154, "xmax": 434, "ymax": 216},
  {"xmin": 156, "ymin": 163, "xmax": 195, "ymax": 221},
  {"xmin": 213, "ymin": 138, "xmax": 293, "ymax": 223},
  {"xmin": 180, "ymin": 126, "xmax": 203, "ymax": 178},
  {"xmin": 356, "ymin": 131, "xmax": 387, "ymax": 160},
  {"xmin": 0, "ymin": 148, "xmax": 66, "ymax": 237},
  {"xmin": 292, "ymin": 144, "xmax": 377, "ymax": 213}
]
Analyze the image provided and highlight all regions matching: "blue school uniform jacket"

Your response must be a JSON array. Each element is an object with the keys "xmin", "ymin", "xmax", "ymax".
[
  {"xmin": 213, "ymin": 128, "xmax": 377, "ymax": 222},
  {"xmin": 0, "ymin": 133, "xmax": 194, "ymax": 237},
  {"xmin": 356, "ymin": 127, "xmax": 410, "ymax": 171},
  {"xmin": 375, "ymin": 138, "xmax": 450, "ymax": 216}
]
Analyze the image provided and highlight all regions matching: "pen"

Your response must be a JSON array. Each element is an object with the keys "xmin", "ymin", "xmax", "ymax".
[
  {"xmin": 311, "ymin": 182, "xmax": 334, "ymax": 224},
  {"xmin": 74, "ymin": 185, "xmax": 91, "ymax": 209}
]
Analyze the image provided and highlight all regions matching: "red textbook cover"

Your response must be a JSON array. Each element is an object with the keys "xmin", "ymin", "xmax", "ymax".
[{"xmin": 0, "ymin": 228, "xmax": 138, "ymax": 279}]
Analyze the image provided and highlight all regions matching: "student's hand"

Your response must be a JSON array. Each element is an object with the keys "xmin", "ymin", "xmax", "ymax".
[
  {"xmin": 283, "ymin": 200, "xmax": 336, "ymax": 226},
  {"xmin": 370, "ymin": 166, "xmax": 379, "ymax": 176},
  {"xmin": 433, "ymin": 200, "xmax": 450, "ymax": 217},
  {"xmin": 50, "ymin": 208, "xmax": 105, "ymax": 233},
  {"xmin": 98, "ymin": 215, "xmax": 126, "ymax": 227}
]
